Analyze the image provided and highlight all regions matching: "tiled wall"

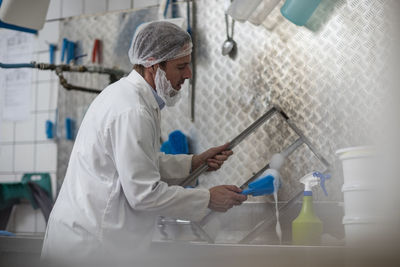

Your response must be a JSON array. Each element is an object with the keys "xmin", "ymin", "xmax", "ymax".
[{"xmin": 0, "ymin": 0, "xmax": 160, "ymax": 234}]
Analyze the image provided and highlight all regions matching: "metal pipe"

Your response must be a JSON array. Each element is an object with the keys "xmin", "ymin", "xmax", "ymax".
[
  {"xmin": 277, "ymin": 111, "xmax": 330, "ymax": 169},
  {"xmin": 54, "ymin": 67, "xmax": 103, "ymax": 94},
  {"xmin": 180, "ymin": 107, "xmax": 279, "ymax": 187},
  {"xmin": 228, "ymin": 107, "xmax": 278, "ymax": 149},
  {"xmin": 0, "ymin": 62, "xmax": 35, "ymax": 68},
  {"xmin": 0, "ymin": 61, "xmax": 127, "ymax": 93},
  {"xmin": 188, "ymin": 0, "xmax": 196, "ymax": 122}
]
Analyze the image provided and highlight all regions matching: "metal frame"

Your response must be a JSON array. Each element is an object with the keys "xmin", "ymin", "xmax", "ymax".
[{"xmin": 160, "ymin": 105, "xmax": 331, "ymax": 243}]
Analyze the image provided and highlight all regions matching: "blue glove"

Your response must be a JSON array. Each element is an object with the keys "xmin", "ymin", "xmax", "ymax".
[
  {"xmin": 160, "ymin": 130, "xmax": 189, "ymax": 155},
  {"xmin": 241, "ymin": 175, "xmax": 279, "ymax": 196}
]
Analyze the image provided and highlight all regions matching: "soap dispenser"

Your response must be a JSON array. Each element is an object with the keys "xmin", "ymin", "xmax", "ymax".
[
  {"xmin": 280, "ymin": 0, "xmax": 322, "ymax": 26},
  {"xmin": 292, "ymin": 171, "xmax": 330, "ymax": 245}
]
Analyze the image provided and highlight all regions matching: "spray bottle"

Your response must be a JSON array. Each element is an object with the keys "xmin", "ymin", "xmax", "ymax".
[{"xmin": 292, "ymin": 171, "xmax": 330, "ymax": 245}]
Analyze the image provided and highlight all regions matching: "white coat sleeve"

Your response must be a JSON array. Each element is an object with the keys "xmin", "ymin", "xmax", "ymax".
[
  {"xmin": 158, "ymin": 152, "xmax": 194, "ymax": 185},
  {"xmin": 109, "ymin": 108, "xmax": 210, "ymax": 221}
]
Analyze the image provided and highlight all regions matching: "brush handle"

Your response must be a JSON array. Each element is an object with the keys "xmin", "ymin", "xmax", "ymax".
[{"xmin": 180, "ymin": 107, "xmax": 279, "ymax": 187}]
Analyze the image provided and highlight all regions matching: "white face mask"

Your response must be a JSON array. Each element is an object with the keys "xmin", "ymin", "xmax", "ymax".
[{"xmin": 154, "ymin": 67, "xmax": 181, "ymax": 107}]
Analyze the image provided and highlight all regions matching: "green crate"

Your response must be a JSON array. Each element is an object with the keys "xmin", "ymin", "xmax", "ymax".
[{"xmin": 0, "ymin": 173, "xmax": 52, "ymax": 210}]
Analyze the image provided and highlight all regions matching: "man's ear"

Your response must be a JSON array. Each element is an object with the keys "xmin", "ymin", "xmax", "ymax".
[{"xmin": 147, "ymin": 64, "xmax": 158, "ymax": 75}]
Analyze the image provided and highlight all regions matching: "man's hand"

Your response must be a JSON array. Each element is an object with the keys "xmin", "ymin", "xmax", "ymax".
[
  {"xmin": 208, "ymin": 185, "xmax": 247, "ymax": 212},
  {"xmin": 192, "ymin": 143, "xmax": 233, "ymax": 172}
]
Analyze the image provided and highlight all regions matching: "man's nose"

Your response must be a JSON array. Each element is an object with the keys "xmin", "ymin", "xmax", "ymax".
[{"xmin": 184, "ymin": 65, "xmax": 192, "ymax": 79}]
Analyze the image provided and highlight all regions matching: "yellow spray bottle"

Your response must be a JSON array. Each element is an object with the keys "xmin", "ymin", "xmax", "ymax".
[{"xmin": 292, "ymin": 172, "xmax": 330, "ymax": 245}]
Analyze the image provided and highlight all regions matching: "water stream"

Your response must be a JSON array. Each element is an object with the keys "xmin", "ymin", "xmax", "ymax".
[{"xmin": 273, "ymin": 177, "xmax": 282, "ymax": 244}]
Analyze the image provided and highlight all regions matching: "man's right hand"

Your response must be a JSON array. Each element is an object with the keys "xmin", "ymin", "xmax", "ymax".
[{"xmin": 208, "ymin": 185, "xmax": 247, "ymax": 212}]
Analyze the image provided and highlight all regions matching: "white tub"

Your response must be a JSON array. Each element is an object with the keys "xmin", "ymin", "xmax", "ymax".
[
  {"xmin": 336, "ymin": 146, "xmax": 375, "ymax": 185},
  {"xmin": 341, "ymin": 184, "xmax": 374, "ymax": 217},
  {"xmin": 342, "ymin": 216, "xmax": 381, "ymax": 246}
]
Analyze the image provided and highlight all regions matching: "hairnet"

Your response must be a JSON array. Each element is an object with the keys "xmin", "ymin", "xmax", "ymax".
[{"xmin": 128, "ymin": 21, "xmax": 192, "ymax": 67}]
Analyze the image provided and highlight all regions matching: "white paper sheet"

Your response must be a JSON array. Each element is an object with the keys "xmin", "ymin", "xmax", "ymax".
[{"xmin": 0, "ymin": 30, "xmax": 34, "ymax": 121}]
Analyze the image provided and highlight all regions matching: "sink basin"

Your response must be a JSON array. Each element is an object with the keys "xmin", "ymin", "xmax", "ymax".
[
  {"xmin": 149, "ymin": 241, "xmax": 346, "ymax": 267},
  {"xmin": 153, "ymin": 201, "xmax": 345, "ymax": 245},
  {"xmin": 149, "ymin": 201, "xmax": 346, "ymax": 267}
]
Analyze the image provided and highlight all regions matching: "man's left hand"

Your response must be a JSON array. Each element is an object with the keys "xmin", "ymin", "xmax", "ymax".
[{"xmin": 191, "ymin": 143, "xmax": 233, "ymax": 172}]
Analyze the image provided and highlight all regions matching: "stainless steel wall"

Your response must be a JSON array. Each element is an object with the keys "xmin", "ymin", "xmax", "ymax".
[{"xmin": 57, "ymin": 0, "xmax": 391, "ymax": 202}]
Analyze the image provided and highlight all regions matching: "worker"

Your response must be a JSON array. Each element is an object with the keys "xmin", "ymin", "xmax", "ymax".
[{"xmin": 41, "ymin": 21, "xmax": 247, "ymax": 263}]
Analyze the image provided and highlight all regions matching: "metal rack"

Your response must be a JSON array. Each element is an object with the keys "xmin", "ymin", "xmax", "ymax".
[{"xmin": 158, "ymin": 105, "xmax": 330, "ymax": 243}]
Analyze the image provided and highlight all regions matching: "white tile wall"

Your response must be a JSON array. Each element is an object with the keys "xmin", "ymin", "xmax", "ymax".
[
  {"xmin": 84, "ymin": 0, "xmax": 107, "ymax": 14},
  {"xmin": 108, "ymin": 0, "xmax": 132, "ymax": 11},
  {"xmin": 0, "ymin": 145, "xmax": 13, "ymax": 172},
  {"xmin": 11, "ymin": 204, "xmax": 36, "ymax": 233},
  {"xmin": 134, "ymin": 0, "xmax": 159, "ymax": 9},
  {"xmin": 35, "ymin": 209, "xmax": 47, "ymax": 233},
  {"xmin": 49, "ymin": 172, "xmax": 57, "ymax": 199},
  {"xmin": 37, "ymin": 82, "xmax": 58, "ymax": 111},
  {"xmin": 36, "ymin": 112, "xmax": 57, "ymax": 141},
  {"xmin": 0, "ymin": 120, "xmax": 14, "ymax": 142},
  {"xmin": 14, "ymin": 144, "xmax": 35, "ymax": 172},
  {"xmin": 14, "ymin": 115, "xmax": 35, "ymax": 142},
  {"xmin": 31, "ymin": 83, "xmax": 37, "ymax": 112},
  {"xmin": 36, "ymin": 21, "xmax": 60, "ymax": 52},
  {"xmin": 62, "ymin": 0, "xmax": 84, "ymax": 18},
  {"xmin": 46, "ymin": 0, "xmax": 63, "ymax": 20},
  {"xmin": 0, "ymin": 174, "xmax": 17, "ymax": 183},
  {"xmin": 37, "ymin": 67, "xmax": 53, "ymax": 82},
  {"xmin": 35, "ymin": 143, "xmax": 57, "ymax": 172}
]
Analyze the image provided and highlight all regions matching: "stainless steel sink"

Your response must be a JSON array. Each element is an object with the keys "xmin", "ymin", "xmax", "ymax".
[
  {"xmin": 149, "ymin": 241, "xmax": 346, "ymax": 267},
  {"xmin": 149, "ymin": 201, "xmax": 346, "ymax": 267},
  {"xmin": 153, "ymin": 201, "xmax": 345, "ymax": 245}
]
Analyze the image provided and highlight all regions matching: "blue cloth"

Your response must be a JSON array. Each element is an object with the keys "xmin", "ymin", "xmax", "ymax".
[
  {"xmin": 242, "ymin": 175, "xmax": 277, "ymax": 196},
  {"xmin": 160, "ymin": 141, "xmax": 171, "ymax": 154},
  {"xmin": 161, "ymin": 130, "xmax": 189, "ymax": 155},
  {"xmin": 0, "ymin": 230, "xmax": 15, "ymax": 236}
]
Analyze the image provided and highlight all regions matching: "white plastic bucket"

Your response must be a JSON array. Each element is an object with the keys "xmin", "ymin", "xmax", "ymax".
[
  {"xmin": 341, "ymin": 184, "xmax": 374, "ymax": 217},
  {"xmin": 342, "ymin": 216, "xmax": 380, "ymax": 245},
  {"xmin": 336, "ymin": 146, "xmax": 375, "ymax": 185},
  {"xmin": 337, "ymin": 147, "xmax": 379, "ymax": 245}
]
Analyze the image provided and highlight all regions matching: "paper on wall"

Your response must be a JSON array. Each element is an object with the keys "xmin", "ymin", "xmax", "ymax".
[{"xmin": 0, "ymin": 29, "xmax": 34, "ymax": 121}]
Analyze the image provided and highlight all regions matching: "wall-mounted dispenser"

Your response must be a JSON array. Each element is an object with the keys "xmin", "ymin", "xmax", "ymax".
[
  {"xmin": 280, "ymin": 0, "xmax": 322, "ymax": 26},
  {"xmin": 0, "ymin": 0, "xmax": 50, "ymax": 34},
  {"xmin": 227, "ymin": 0, "xmax": 263, "ymax": 22},
  {"xmin": 248, "ymin": 0, "xmax": 281, "ymax": 26}
]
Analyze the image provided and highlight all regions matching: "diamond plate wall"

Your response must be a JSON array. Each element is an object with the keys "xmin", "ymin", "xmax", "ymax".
[
  {"xmin": 160, "ymin": 0, "xmax": 390, "ymax": 201},
  {"xmin": 57, "ymin": 0, "xmax": 391, "ymax": 202}
]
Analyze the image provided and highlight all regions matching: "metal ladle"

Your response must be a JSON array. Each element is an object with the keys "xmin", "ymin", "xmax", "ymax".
[{"xmin": 222, "ymin": 11, "xmax": 236, "ymax": 57}]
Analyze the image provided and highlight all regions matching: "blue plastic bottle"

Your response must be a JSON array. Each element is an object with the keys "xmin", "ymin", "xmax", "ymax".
[{"xmin": 280, "ymin": 0, "xmax": 322, "ymax": 26}]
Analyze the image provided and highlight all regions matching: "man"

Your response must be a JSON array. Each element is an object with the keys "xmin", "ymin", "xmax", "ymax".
[{"xmin": 41, "ymin": 21, "xmax": 246, "ymax": 263}]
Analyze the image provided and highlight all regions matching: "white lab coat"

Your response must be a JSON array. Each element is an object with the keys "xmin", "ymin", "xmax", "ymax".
[{"xmin": 41, "ymin": 70, "xmax": 210, "ymax": 262}]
